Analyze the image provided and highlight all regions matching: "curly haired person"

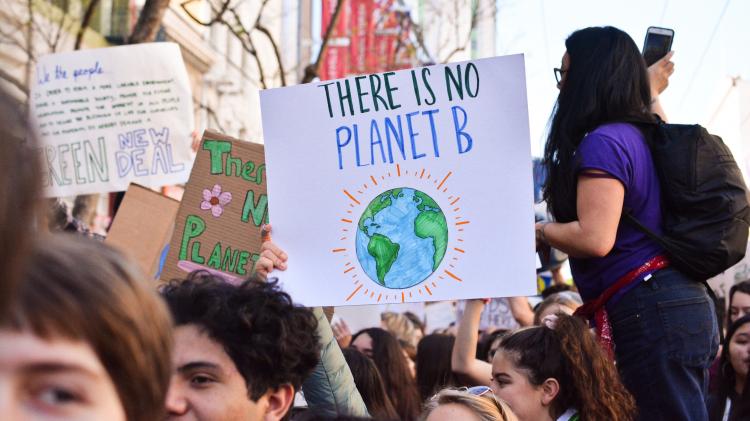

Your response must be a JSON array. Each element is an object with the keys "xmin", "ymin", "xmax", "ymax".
[{"xmin": 161, "ymin": 272, "xmax": 321, "ymax": 421}]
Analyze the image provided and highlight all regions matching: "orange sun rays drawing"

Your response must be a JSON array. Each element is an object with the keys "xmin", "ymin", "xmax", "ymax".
[{"xmin": 332, "ymin": 164, "xmax": 469, "ymax": 303}]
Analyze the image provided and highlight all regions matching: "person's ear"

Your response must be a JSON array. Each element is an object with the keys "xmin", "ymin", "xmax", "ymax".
[
  {"xmin": 540, "ymin": 378, "xmax": 560, "ymax": 406},
  {"xmin": 263, "ymin": 384, "xmax": 295, "ymax": 421}
]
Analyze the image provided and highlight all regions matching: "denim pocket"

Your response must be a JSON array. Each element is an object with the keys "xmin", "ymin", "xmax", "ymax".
[
  {"xmin": 611, "ymin": 311, "xmax": 642, "ymax": 341},
  {"xmin": 611, "ymin": 311, "xmax": 645, "ymax": 367},
  {"xmin": 657, "ymin": 296, "xmax": 715, "ymax": 368}
]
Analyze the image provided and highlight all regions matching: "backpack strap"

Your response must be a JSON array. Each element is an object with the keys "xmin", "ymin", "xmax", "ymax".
[
  {"xmin": 623, "ymin": 212, "xmax": 667, "ymax": 248},
  {"xmin": 616, "ymin": 114, "xmax": 661, "ymax": 146}
]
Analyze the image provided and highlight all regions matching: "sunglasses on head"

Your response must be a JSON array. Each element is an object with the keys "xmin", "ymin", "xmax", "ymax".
[
  {"xmin": 464, "ymin": 385, "xmax": 491, "ymax": 396},
  {"xmin": 459, "ymin": 386, "xmax": 511, "ymax": 419}
]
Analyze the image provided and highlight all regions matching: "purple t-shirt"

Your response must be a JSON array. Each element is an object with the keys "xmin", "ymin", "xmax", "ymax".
[{"xmin": 571, "ymin": 123, "xmax": 664, "ymax": 303}]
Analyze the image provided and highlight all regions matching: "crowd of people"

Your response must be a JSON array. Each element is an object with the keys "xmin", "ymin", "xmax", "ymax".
[{"xmin": 1, "ymin": 25, "xmax": 750, "ymax": 421}]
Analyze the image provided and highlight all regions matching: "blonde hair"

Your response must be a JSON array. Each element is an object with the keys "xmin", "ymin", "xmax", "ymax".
[
  {"xmin": 381, "ymin": 311, "xmax": 422, "ymax": 348},
  {"xmin": 419, "ymin": 388, "xmax": 518, "ymax": 421}
]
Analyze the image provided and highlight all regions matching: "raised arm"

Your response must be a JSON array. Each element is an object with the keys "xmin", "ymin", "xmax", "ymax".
[
  {"xmin": 648, "ymin": 51, "xmax": 674, "ymax": 122},
  {"xmin": 451, "ymin": 299, "xmax": 492, "ymax": 385},
  {"xmin": 508, "ymin": 296, "xmax": 534, "ymax": 327}
]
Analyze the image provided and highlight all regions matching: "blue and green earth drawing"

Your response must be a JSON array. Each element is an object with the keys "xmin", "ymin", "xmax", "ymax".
[{"xmin": 356, "ymin": 188, "xmax": 448, "ymax": 289}]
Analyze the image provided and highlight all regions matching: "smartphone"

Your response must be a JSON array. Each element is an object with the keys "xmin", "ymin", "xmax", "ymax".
[{"xmin": 643, "ymin": 26, "xmax": 674, "ymax": 66}]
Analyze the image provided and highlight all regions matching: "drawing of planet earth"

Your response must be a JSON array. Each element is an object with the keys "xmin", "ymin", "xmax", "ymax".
[{"xmin": 356, "ymin": 188, "xmax": 448, "ymax": 289}]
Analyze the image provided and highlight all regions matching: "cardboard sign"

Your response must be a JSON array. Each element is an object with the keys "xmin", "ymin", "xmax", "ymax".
[
  {"xmin": 106, "ymin": 183, "xmax": 179, "ymax": 279},
  {"xmin": 160, "ymin": 131, "xmax": 267, "ymax": 283},
  {"xmin": 30, "ymin": 43, "xmax": 194, "ymax": 197},
  {"xmin": 260, "ymin": 55, "xmax": 536, "ymax": 306}
]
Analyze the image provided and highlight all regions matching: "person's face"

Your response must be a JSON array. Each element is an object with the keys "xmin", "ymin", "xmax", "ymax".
[
  {"xmin": 0, "ymin": 329, "xmax": 125, "ymax": 421},
  {"xmin": 491, "ymin": 350, "xmax": 555, "ymax": 421},
  {"xmin": 729, "ymin": 323, "xmax": 750, "ymax": 383},
  {"xmin": 557, "ymin": 52, "xmax": 570, "ymax": 90},
  {"xmin": 730, "ymin": 291, "xmax": 750, "ymax": 324},
  {"xmin": 165, "ymin": 324, "xmax": 292, "ymax": 421},
  {"xmin": 352, "ymin": 333, "xmax": 374, "ymax": 357},
  {"xmin": 425, "ymin": 403, "xmax": 482, "ymax": 421}
]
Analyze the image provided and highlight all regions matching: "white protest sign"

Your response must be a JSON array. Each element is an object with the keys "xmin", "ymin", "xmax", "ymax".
[
  {"xmin": 30, "ymin": 43, "xmax": 194, "ymax": 197},
  {"xmin": 424, "ymin": 301, "xmax": 457, "ymax": 332},
  {"xmin": 260, "ymin": 54, "xmax": 536, "ymax": 306},
  {"xmin": 455, "ymin": 298, "xmax": 520, "ymax": 331}
]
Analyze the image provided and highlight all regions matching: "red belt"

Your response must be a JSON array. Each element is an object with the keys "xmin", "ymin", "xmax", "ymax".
[{"xmin": 574, "ymin": 254, "xmax": 670, "ymax": 360}]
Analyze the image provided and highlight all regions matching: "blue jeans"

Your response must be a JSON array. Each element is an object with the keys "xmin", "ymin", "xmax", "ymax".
[{"xmin": 608, "ymin": 267, "xmax": 719, "ymax": 421}]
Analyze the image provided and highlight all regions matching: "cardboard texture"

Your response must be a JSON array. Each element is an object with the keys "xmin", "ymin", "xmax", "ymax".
[
  {"xmin": 106, "ymin": 183, "xmax": 180, "ymax": 279},
  {"xmin": 160, "ymin": 130, "xmax": 267, "ymax": 283}
]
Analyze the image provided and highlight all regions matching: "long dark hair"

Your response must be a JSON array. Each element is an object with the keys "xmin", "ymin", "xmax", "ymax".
[
  {"xmin": 342, "ymin": 347, "xmax": 399, "ymax": 420},
  {"xmin": 711, "ymin": 315, "xmax": 750, "ymax": 421},
  {"xmin": 416, "ymin": 334, "xmax": 459, "ymax": 401},
  {"xmin": 543, "ymin": 26, "xmax": 654, "ymax": 222},
  {"xmin": 351, "ymin": 328, "xmax": 421, "ymax": 420},
  {"xmin": 498, "ymin": 314, "xmax": 635, "ymax": 421}
]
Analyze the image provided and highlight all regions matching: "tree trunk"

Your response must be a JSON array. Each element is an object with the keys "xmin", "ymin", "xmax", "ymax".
[
  {"xmin": 75, "ymin": 0, "xmax": 102, "ymax": 50},
  {"xmin": 128, "ymin": 0, "xmax": 170, "ymax": 44},
  {"xmin": 301, "ymin": 0, "xmax": 346, "ymax": 83}
]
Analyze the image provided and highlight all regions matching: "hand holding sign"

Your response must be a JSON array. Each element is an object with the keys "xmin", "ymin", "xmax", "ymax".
[{"xmin": 255, "ymin": 224, "xmax": 288, "ymax": 279}]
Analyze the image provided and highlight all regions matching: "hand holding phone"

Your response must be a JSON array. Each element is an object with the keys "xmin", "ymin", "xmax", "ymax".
[
  {"xmin": 643, "ymin": 26, "xmax": 674, "ymax": 66},
  {"xmin": 649, "ymin": 50, "xmax": 675, "ymax": 96}
]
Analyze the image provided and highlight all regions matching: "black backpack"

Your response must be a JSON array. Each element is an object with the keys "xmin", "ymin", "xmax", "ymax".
[{"xmin": 626, "ymin": 120, "xmax": 750, "ymax": 281}]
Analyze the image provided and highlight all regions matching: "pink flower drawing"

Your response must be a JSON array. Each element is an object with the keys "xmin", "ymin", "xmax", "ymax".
[{"xmin": 201, "ymin": 184, "xmax": 232, "ymax": 218}]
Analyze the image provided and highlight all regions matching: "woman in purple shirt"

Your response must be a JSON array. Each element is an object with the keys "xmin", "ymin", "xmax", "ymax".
[{"xmin": 536, "ymin": 27, "xmax": 718, "ymax": 421}]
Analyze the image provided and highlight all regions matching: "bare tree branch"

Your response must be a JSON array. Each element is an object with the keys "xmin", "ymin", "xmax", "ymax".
[
  {"xmin": 181, "ymin": 0, "xmax": 344, "ymax": 86},
  {"xmin": 128, "ymin": 0, "xmax": 170, "ymax": 43},
  {"xmin": 181, "ymin": 0, "xmax": 272, "ymax": 89},
  {"xmin": 253, "ymin": 0, "xmax": 272, "ymax": 27},
  {"xmin": 74, "ymin": 0, "xmax": 101, "ymax": 50},
  {"xmin": 255, "ymin": 23, "xmax": 285, "ymax": 86},
  {"xmin": 440, "ymin": 1, "xmax": 484, "ymax": 63},
  {"xmin": 226, "ymin": 5, "xmax": 268, "ymax": 89},
  {"xmin": 197, "ymin": 101, "xmax": 226, "ymax": 133},
  {"xmin": 0, "ymin": 18, "xmax": 30, "ymax": 56},
  {"xmin": 49, "ymin": 10, "xmax": 69, "ymax": 51},
  {"xmin": 302, "ymin": 0, "xmax": 346, "ymax": 83},
  {"xmin": 179, "ymin": 0, "xmax": 231, "ymax": 26},
  {"xmin": 387, "ymin": 11, "xmax": 411, "ymax": 69},
  {"xmin": 403, "ymin": 12, "xmax": 434, "ymax": 64},
  {"xmin": 32, "ymin": 3, "xmax": 63, "ymax": 52},
  {"xmin": 25, "ymin": 0, "xmax": 34, "ymax": 88},
  {"xmin": 0, "ymin": 67, "xmax": 30, "ymax": 95},
  {"xmin": 252, "ymin": 0, "xmax": 286, "ymax": 85}
]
